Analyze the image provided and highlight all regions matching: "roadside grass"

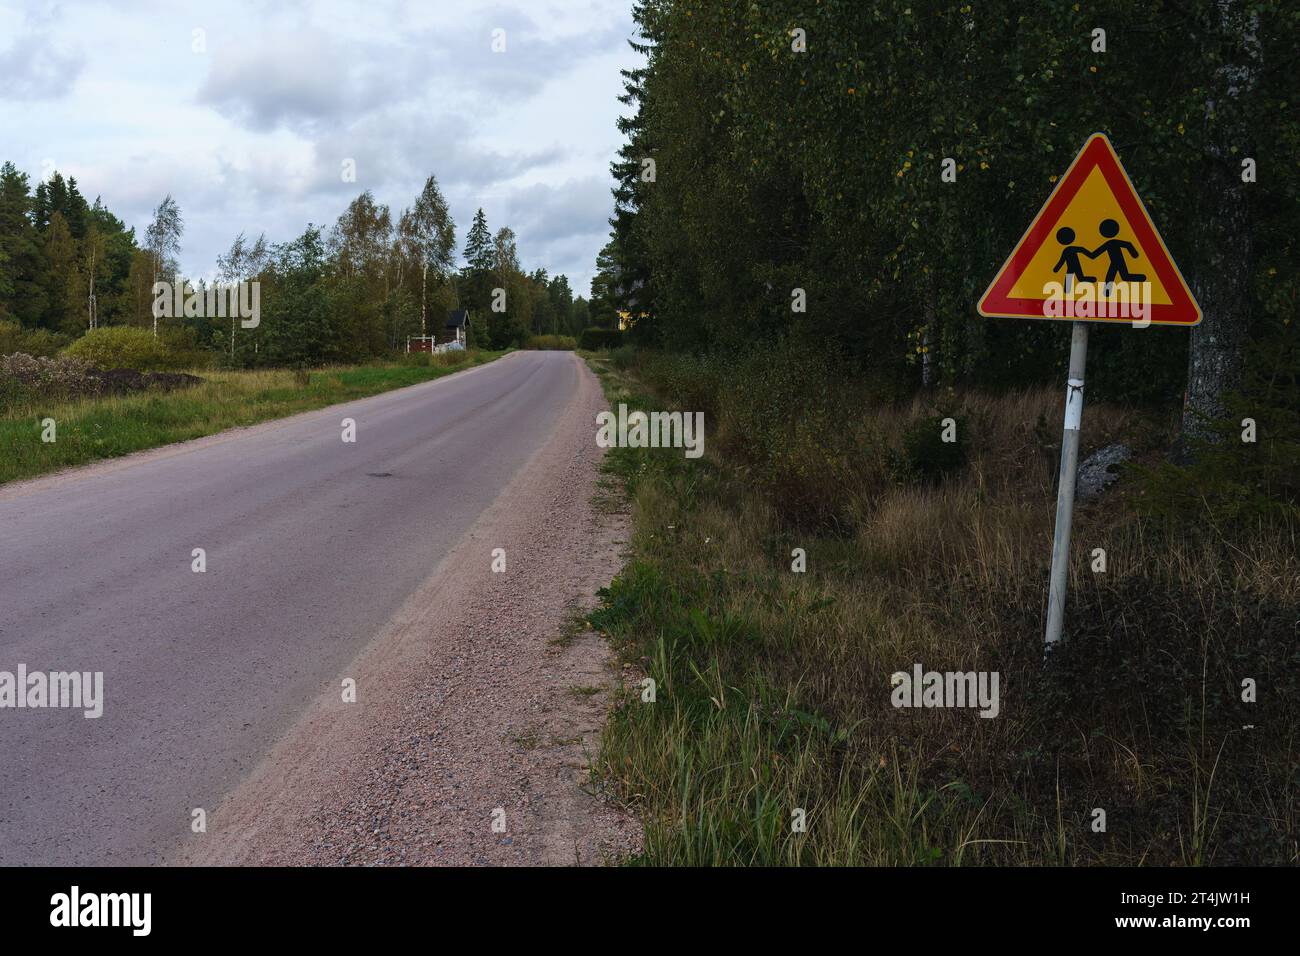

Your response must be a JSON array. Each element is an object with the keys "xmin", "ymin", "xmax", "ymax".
[
  {"xmin": 583, "ymin": 348, "xmax": 1299, "ymax": 866},
  {"xmin": 0, "ymin": 350, "xmax": 508, "ymax": 486}
]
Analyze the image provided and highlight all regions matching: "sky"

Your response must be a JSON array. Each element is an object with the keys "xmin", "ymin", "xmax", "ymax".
[{"xmin": 0, "ymin": 0, "xmax": 642, "ymax": 295}]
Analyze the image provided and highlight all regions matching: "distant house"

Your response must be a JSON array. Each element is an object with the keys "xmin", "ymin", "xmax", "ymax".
[
  {"xmin": 617, "ymin": 310, "xmax": 648, "ymax": 331},
  {"xmin": 406, "ymin": 310, "xmax": 469, "ymax": 354},
  {"xmin": 445, "ymin": 309, "xmax": 468, "ymax": 346}
]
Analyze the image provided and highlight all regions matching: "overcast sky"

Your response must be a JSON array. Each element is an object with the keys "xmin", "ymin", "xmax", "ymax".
[{"xmin": 0, "ymin": 0, "xmax": 640, "ymax": 295}]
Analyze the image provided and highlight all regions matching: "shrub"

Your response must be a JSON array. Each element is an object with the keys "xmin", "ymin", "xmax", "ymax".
[
  {"xmin": 578, "ymin": 327, "xmax": 623, "ymax": 350},
  {"xmin": 467, "ymin": 313, "xmax": 489, "ymax": 349},
  {"xmin": 1137, "ymin": 317, "xmax": 1299, "ymax": 522},
  {"xmin": 637, "ymin": 350, "xmax": 724, "ymax": 419},
  {"xmin": 525, "ymin": 334, "xmax": 577, "ymax": 350},
  {"xmin": 0, "ymin": 320, "xmax": 72, "ymax": 358},
  {"xmin": 63, "ymin": 326, "xmax": 181, "ymax": 371},
  {"xmin": 609, "ymin": 343, "xmax": 637, "ymax": 370},
  {"xmin": 157, "ymin": 328, "xmax": 214, "ymax": 370},
  {"xmin": 893, "ymin": 414, "xmax": 969, "ymax": 485},
  {"xmin": 633, "ymin": 340, "xmax": 874, "ymax": 528}
]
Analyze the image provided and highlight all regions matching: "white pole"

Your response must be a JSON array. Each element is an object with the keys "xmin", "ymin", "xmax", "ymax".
[{"xmin": 1045, "ymin": 321, "xmax": 1089, "ymax": 649}]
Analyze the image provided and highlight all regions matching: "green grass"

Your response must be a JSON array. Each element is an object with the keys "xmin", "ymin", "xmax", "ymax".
[
  {"xmin": 0, "ymin": 351, "xmax": 508, "ymax": 486},
  {"xmin": 583, "ymin": 348, "xmax": 1299, "ymax": 867}
]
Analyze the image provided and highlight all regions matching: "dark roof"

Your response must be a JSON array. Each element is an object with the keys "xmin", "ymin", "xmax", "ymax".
[{"xmin": 446, "ymin": 309, "xmax": 468, "ymax": 328}]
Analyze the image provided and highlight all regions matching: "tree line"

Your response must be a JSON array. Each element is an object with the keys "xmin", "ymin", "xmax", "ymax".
[
  {"xmin": 0, "ymin": 163, "xmax": 593, "ymax": 365},
  {"xmin": 602, "ymin": 0, "xmax": 1297, "ymax": 427}
]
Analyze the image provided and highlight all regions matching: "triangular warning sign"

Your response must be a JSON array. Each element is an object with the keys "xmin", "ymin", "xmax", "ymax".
[{"xmin": 978, "ymin": 133, "xmax": 1200, "ymax": 326}]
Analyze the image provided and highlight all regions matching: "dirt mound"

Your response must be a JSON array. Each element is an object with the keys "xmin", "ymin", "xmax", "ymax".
[
  {"xmin": 91, "ymin": 368, "xmax": 204, "ymax": 396},
  {"xmin": 0, "ymin": 353, "xmax": 203, "ymax": 403}
]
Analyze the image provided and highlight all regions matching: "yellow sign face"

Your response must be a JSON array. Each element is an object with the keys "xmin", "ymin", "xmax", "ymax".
[{"xmin": 978, "ymin": 133, "xmax": 1201, "ymax": 326}]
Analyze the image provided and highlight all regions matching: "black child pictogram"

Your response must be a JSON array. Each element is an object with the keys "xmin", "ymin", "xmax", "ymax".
[
  {"xmin": 1090, "ymin": 218, "xmax": 1146, "ymax": 285},
  {"xmin": 1051, "ymin": 227, "xmax": 1097, "ymax": 287}
]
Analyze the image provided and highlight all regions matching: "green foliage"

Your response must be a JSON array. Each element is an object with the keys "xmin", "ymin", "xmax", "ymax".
[
  {"xmin": 466, "ymin": 311, "xmax": 489, "ymax": 349},
  {"xmin": 2, "ymin": 163, "xmax": 578, "ymax": 368},
  {"xmin": 893, "ymin": 414, "xmax": 969, "ymax": 485},
  {"xmin": 609, "ymin": 0, "xmax": 1298, "ymax": 399},
  {"xmin": 632, "ymin": 340, "xmax": 883, "ymax": 529},
  {"xmin": 1138, "ymin": 314, "xmax": 1300, "ymax": 521},
  {"xmin": 524, "ymin": 334, "xmax": 576, "ymax": 350},
  {"xmin": 0, "ymin": 319, "xmax": 70, "ymax": 357},
  {"xmin": 2, "ymin": 162, "xmax": 140, "ymax": 332},
  {"xmin": 609, "ymin": 344, "xmax": 638, "ymax": 370},
  {"xmin": 579, "ymin": 327, "xmax": 624, "ymax": 350},
  {"xmin": 63, "ymin": 326, "xmax": 185, "ymax": 371}
]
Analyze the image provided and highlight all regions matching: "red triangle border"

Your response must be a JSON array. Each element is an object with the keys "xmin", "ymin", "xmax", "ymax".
[{"xmin": 977, "ymin": 133, "xmax": 1201, "ymax": 326}]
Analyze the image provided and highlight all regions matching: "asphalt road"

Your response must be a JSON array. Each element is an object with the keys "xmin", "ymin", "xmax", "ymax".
[{"xmin": 0, "ymin": 351, "xmax": 584, "ymax": 865}]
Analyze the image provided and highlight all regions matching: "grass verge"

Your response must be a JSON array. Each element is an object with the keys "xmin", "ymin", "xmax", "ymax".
[
  {"xmin": 583, "ymin": 347, "xmax": 1298, "ymax": 866},
  {"xmin": 0, "ymin": 350, "xmax": 508, "ymax": 486}
]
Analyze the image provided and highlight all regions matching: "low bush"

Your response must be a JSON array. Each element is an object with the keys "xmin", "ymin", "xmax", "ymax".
[
  {"xmin": 525, "ymin": 334, "xmax": 576, "ymax": 350},
  {"xmin": 62, "ymin": 326, "xmax": 197, "ymax": 371},
  {"xmin": 579, "ymin": 327, "xmax": 623, "ymax": 350},
  {"xmin": 1136, "ymin": 321, "xmax": 1300, "ymax": 523},
  {"xmin": 0, "ymin": 320, "xmax": 72, "ymax": 359},
  {"xmin": 632, "ymin": 340, "xmax": 875, "ymax": 529},
  {"xmin": 892, "ymin": 413, "xmax": 969, "ymax": 485},
  {"xmin": 609, "ymin": 344, "xmax": 637, "ymax": 370}
]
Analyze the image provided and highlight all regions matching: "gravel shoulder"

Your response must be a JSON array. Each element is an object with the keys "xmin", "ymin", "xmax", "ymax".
[{"xmin": 173, "ymin": 353, "xmax": 641, "ymax": 866}]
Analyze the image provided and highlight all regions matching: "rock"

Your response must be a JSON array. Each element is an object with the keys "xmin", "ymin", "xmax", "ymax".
[{"xmin": 1077, "ymin": 443, "xmax": 1131, "ymax": 500}]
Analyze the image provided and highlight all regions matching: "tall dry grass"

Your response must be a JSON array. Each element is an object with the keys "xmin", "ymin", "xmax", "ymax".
[{"xmin": 586, "ymin": 347, "xmax": 1298, "ymax": 866}]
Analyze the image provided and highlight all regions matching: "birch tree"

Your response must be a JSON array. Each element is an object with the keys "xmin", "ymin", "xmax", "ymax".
[
  {"xmin": 145, "ymin": 195, "xmax": 182, "ymax": 337},
  {"xmin": 80, "ymin": 221, "xmax": 105, "ymax": 329},
  {"xmin": 217, "ymin": 232, "xmax": 268, "ymax": 357}
]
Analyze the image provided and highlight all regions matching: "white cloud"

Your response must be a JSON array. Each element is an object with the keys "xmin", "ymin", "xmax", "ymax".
[
  {"xmin": 0, "ymin": 0, "xmax": 642, "ymax": 293},
  {"xmin": 0, "ymin": 20, "xmax": 84, "ymax": 100}
]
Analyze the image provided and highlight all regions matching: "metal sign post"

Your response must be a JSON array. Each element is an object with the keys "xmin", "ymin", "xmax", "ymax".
[
  {"xmin": 977, "ymin": 134, "xmax": 1201, "ymax": 652},
  {"xmin": 1044, "ymin": 321, "xmax": 1089, "ymax": 648}
]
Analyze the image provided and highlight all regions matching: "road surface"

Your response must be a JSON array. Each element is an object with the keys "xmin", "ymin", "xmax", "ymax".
[{"xmin": 0, "ymin": 351, "xmax": 601, "ymax": 865}]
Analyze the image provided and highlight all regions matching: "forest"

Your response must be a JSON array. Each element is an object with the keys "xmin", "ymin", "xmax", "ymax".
[
  {"xmin": 599, "ymin": 0, "xmax": 1296, "ymax": 422},
  {"xmin": 0, "ymin": 164, "xmax": 599, "ymax": 366}
]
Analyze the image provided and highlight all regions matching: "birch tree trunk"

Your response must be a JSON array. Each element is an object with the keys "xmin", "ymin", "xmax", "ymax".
[
  {"xmin": 921, "ymin": 272, "xmax": 935, "ymax": 388},
  {"xmin": 1176, "ymin": 0, "xmax": 1259, "ymax": 461},
  {"xmin": 151, "ymin": 255, "xmax": 159, "ymax": 338},
  {"xmin": 85, "ymin": 240, "xmax": 97, "ymax": 330},
  {"xmin": 421, "ymin": 261, "xmax": 428, "ymax": 338}
]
